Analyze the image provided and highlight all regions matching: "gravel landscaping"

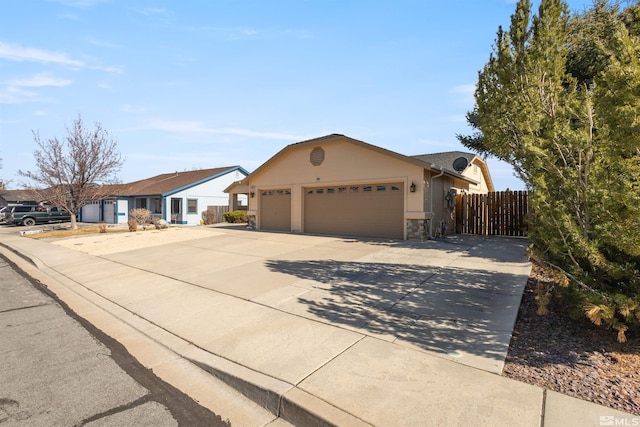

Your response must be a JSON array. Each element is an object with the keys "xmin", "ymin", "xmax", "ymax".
[{"xmin": 503, "ymin": 263, "xmax": 640, "ymax": 416}]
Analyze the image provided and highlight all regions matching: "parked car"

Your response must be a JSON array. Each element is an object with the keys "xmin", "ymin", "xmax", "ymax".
[
  {"xmin": 6, "ymin": 205, "xmax": 72, "ymax": 226},
  {"xmin": 0, "ymin": 206, "xmax": 7, "ymax": 222}
]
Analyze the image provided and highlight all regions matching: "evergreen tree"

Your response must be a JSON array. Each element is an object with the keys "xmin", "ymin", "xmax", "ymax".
[{"xmin": 459, "ymin": 0, "xmax": 640, "ymax": 341}]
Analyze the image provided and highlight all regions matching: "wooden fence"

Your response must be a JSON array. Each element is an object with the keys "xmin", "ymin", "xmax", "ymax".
[
  {"xmin": 203, "ymin": 206, "xmax": 230, "ymax": 224},
  {"xmin": 455, "ymin": 191, "xmax": 528, "ymax": 237}
]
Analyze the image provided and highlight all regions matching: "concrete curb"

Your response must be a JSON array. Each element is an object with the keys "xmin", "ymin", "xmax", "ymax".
[
  {"xmin": 0, "ymin": 241, "xmax": 44, "ymax": 269},
  {"xmin": 186, "ymin": 349, "xmax": 371, "ymax": 426}
]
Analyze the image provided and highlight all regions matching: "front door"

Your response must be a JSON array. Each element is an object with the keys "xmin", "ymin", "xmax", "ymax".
[{"xmin": 171, "ymin": 198, "xmax": 182, "ymax": 224}]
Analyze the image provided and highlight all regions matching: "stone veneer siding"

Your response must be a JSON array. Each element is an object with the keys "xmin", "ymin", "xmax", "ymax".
[
  {"xmin": 248, "ymin": 214, "xmax": 257, "ymax": 229},
  {"xmin": 406, "ymin": 219, "xmax": 429, "ymax": 240}
]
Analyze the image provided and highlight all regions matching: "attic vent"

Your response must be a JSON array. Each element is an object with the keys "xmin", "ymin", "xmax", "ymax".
[{"xmin": 310, "ymin": 147, "xmax": 325, "ymax": 166}]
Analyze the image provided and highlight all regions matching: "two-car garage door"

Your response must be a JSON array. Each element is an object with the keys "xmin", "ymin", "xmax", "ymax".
[
  {"xmin": 260, "ymin": 183, "xmax": 404, "ymax": 238},
  {"xmin": 304, "ymin": 182, "xmax": 404, "ymax": 239}
]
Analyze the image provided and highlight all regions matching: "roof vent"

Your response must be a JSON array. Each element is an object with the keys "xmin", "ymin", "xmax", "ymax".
[
  {"xmin": 452, "ymin": 157, "xmax": 469, "ymax": 172},
  {"xmin": 310, "ymin": 147, "xmax": 325, "ymax": 166}
]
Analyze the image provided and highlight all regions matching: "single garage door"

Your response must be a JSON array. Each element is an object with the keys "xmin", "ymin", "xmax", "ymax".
[
  {"xmin": 82, "ymin": 201, "xmax": 100, "ymax": 223},
  {"xmin": 260, "ymin": 189, "xmax": 291, "ymax": 231},
  {"xmin": 304, "ymin": 183, "xmax": 404, "ymax": 239}
]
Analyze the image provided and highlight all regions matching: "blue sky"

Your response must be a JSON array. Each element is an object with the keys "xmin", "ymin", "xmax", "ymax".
[{"xmin": 1, "ymin": 0, "xmax": 595, "ymax": 190}]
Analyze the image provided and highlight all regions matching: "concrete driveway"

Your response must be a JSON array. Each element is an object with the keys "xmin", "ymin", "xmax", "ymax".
[
  {"xmin": 51, "ymin": 225, "xmax": 531, "ymax": 374},
  {"xmin": 6, "ymin": 225, "xmax": 633, "ymax": 426}
]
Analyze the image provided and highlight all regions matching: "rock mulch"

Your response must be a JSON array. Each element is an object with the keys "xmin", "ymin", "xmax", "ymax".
[{"xmin": 503, "ymin": 263, "xmax": 640, "ymax": 416}]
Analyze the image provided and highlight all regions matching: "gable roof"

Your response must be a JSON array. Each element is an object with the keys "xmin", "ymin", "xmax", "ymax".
[
  {"xmin": 248, "ymin": 134, "xmax": 433, "ymax": 180},
  {"xmin": 108, "ymin": 166, "xmax": 249, "ymax": 197},
  {"xmin": 0, "ymin": 189, "xmax": 42, "ymax": 204},
  {"xmin": 412, "ymin": 151, "xmax": 494, "ymax": 191},
  {"xmin": 227, "ymin": 134, "xmax": 480, "ymax": 192},
  {"xmin": 411, "ymin": 151, "xmax": 476, "ymax": 171}
]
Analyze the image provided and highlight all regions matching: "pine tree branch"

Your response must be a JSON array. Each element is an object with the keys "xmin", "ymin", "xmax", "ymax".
[{"xmin": 545, "ymin": 260, "xmax": 610, "ymax": 301}]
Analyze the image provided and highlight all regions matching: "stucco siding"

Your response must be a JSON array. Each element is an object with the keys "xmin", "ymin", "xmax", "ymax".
[
  {"xmin": 246, "ymin": 139, "xmax": 429, "ymax": 237},
  {"xmin": 252, "ymin": 140, "xmax": 423, "ymax": 189},
  {"xmin": 462, "ymin": 159, "xmax": 491, "ymax": 194}
]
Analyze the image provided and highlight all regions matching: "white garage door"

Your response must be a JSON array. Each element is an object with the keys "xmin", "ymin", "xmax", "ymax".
[
  {"xmin": 260, "ymin": 189, "xmax": 291, "ymax": 231},
  {"xmin": 82, "ymin": 201, "xmax": 100, "ymax": 223},
  {"xmin": 304, "ymin": 183, "xmax": 404, "ymax": 239},
  {"xmin": 103, "ymin": 200, "xmax": 116, "ymax": 223}
]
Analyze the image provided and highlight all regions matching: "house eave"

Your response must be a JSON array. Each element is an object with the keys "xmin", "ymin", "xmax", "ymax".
[{"xmin": 162, "ymin": 166, "xmax": 249, "ymax": 197}]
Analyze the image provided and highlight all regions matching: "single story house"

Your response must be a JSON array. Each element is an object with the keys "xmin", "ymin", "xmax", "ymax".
[
  {"xmin": 0, "ymin": 189, "xmax": 42, "ymax": 207},
  {"xmin": 81, "ymin": 166, "xmax": 249, "ymax": 225},
  {"xmin": 225, "ymin": 134, "xmax": 493, "ymax": 240}
]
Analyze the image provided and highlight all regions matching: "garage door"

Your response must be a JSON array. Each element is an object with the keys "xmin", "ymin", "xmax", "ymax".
[
  {"xmin": 82, "ymin": 201, "xmax": 100, "ymax": 223},
  {"xmin": 260, "ymin": 189, "xmax": 291, "ymax": 231},
  {"xmin": 304, "ymin": 183, "xmax": 404, "ymax": 239}
]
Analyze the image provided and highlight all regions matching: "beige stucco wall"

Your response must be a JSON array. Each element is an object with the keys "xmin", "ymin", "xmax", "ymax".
[
  {"xmin": 462, "ymin": 159, "xmax": 491, "ymax": 194},
  {"xmin": 245, "ymin": 138, "xmax": 429, "ymax": 236}
]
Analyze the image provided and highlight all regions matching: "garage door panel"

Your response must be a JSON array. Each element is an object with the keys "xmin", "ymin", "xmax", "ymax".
[
  {"xmin": 304, "ymin": 183, "xmax": 403, "ymax": 239},
  {"xmin": 260, "ymin": 189, "xmax": 291, "ymax": 231}
]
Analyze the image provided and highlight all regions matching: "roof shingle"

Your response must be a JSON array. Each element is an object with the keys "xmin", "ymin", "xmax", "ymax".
[{"xmin": 107, "ymin": 166, "xmax": 241, "ymax": 196}]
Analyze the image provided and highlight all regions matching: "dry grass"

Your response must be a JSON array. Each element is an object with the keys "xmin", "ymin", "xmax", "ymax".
[{"xmin": 26, "ymin": 226, "xmax": 130, "ymax": 239}]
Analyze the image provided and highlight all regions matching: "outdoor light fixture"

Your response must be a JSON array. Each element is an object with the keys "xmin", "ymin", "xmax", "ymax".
[
  {"xmin": 250, "ymin": 192, "xmax": 255, "ymax": 198},
  {"xmin": 410, "ymin": 182, "xmax": 416, "ymax": 192}
]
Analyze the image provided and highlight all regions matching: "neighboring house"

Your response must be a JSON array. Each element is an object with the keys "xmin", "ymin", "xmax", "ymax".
[
  {"xmin": 225, "ymin": 134, "xmax": 492, "ymax": 240},
  {"xmin": 80, "ymin": 166, "xmax": 249, "ymax": 225},
  {"xmin": 0, "ymin": 189, "xmax": 42, "ymax": 207}
]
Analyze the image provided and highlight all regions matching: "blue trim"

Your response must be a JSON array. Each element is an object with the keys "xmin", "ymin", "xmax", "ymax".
[{"xmin": 162, "ymin": 166, "xmax": 250, "ymax": 197}]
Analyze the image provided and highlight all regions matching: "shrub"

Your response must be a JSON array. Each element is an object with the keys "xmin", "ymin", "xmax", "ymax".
[
  {"xmin": 128, "ymin": 218, "xmax": 138, "ymax": 232},
  {"xmin": 223, "ymin": 210, "xmax": 248, "ymax": 223},
  {"xmin": 98, "ymin": 222, "xmax": 107, "ymax": 233},
  {"xmin": 129, "ymin": 208, "xmax": 152, "ymax": 228},
  {"xmin": 202, "ymin": 209, "xmax": 216, "ymax": 225}
]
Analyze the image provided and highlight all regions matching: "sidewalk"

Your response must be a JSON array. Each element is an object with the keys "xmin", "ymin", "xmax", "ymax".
[{"xmin": 0, "ymin": 227, "xmax": 636, "ymax": 426}]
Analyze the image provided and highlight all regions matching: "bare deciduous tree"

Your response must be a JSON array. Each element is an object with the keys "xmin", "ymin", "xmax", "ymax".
[{"xmin": 19, "ymin": 115, "xmax": 124, "ymax": 229}]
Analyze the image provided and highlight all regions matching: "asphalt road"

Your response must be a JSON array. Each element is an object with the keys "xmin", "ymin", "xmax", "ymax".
[{"xmin": 0, "ymin": 253, "xmax": 229, "ymax": 427}]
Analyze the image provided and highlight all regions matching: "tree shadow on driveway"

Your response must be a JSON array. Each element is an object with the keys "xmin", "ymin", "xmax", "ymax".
[{"xmin": 264, "ymin": 258, "xmax": 527, "ymax": 369}]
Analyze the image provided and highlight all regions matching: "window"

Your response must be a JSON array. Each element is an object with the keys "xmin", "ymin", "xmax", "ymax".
[
  {"xmin": 391, "ymin": 186, "xmax": 400, "ymax": 191},
  {"xmin": 363, "ymin": 186, "xmax": 372, "ymax": 192},
  {"xmin": 187, "ymin": 199, "xmax": 198, "ymax": 214},
  {"xmin": 135, "ymin": 198, "xmax": 147, "ymax": 209},
  {"xmin": 376, "ymin": 185, "xmax": 386, "ymax": 191},
  {"xmin": 327, "ymin": 188, "xmax": 335, "ymax": 193},
  {"xmin": 150, "ymin": 197, "xmax": 162, "ymax": 214}
]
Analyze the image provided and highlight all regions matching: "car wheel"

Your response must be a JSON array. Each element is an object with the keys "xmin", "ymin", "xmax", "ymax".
[{"xmin": 23, "ymin": 218, "xmax": 36, "ymax": 226}]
